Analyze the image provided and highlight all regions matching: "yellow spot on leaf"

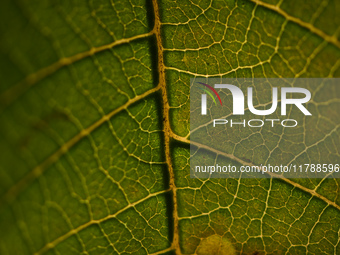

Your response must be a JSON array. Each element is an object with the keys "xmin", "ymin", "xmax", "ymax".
[{"xmin": 196, "ymin": 234, "xmax": 236, "ymax": 255}]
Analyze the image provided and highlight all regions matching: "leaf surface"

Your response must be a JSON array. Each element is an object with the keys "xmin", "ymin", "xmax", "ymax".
[{"xmin": 0, "ymin": 0, "xmax": 339, "ymax": 254}]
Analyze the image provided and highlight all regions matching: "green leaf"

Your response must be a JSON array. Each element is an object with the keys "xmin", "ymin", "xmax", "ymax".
[{"xmin": 0, "ymin": 0, "xmax": 339, "ymax": 254}]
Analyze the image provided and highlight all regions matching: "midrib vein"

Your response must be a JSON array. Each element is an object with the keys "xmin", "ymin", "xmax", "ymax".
[
  {"xmin": 1, "ymin": 6, "xmax": 184, "ymax": 255},
  {"xmin": 152, "ymin": 0, "xmax": 181, "ymax": 254}
]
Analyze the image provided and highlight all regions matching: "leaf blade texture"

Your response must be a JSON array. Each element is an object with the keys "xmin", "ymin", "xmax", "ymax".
[{"xmin": 0, "ymin": 0, "xmax": 339, "ymax": 254}]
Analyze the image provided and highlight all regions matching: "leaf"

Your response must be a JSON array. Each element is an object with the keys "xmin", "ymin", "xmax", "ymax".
[{"xmin": 0, "ymin": 0, "xmax": 339, "ymax": 254}]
